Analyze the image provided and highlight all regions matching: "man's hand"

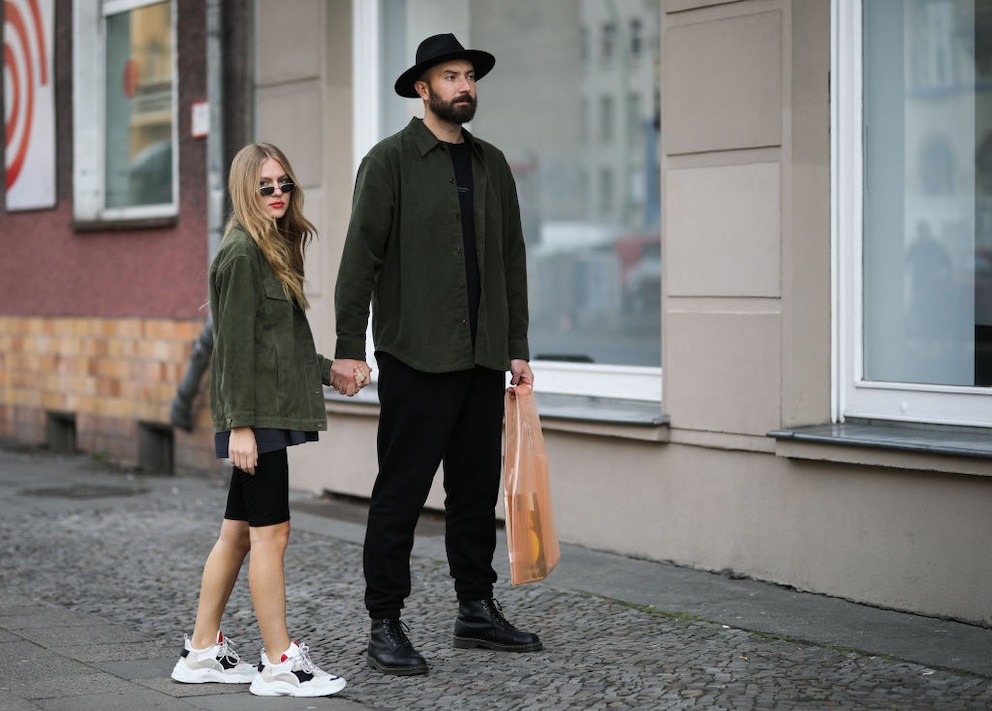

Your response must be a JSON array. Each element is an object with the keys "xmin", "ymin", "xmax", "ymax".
[
  {"xmin": 510, "ymin": 359, "xmax": 534, "ymax": 387},
  {"xmin": 331, "ymin": 358, "xmax": 372, "ymax": 397}
]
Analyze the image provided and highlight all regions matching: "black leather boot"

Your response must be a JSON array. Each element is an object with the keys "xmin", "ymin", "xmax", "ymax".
[
  {"xmin": 367, "ymin": 618, "xmax": 429, "ymax": 675},
  {"xmin": 453, "ymin": 599, "xmax": 543, "ymax": 652}
]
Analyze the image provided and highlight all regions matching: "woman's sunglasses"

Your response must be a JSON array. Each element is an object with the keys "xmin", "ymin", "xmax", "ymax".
[{"xmin": 259, "ymin": 182, "xmax": 296, "ymax": 196}]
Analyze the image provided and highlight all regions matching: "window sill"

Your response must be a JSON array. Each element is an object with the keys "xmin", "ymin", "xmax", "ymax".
[
  {"xmin": 324, "ymin": 386, "xmax": 380, "ymax": 417},
  {"xmin": 534, "ymin": 392, "xmax": 669, "ymax": 441},
  {"xmin": 74, "ymin": 216, "xmax": 178, "ymax": 232},
  {"xmin": 768, "ymin": 419, "xmax": 992, "ymax": 477},
  {"xmin": 325, "ymin": 387, "xmax": 670, "ymax": 442}
]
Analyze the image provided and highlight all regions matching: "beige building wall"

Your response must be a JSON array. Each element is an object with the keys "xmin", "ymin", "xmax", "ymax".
[
  {"xmin": 256, "ymin": 0, "xmax": 992, "ymax": 626},
  {"xmin": 655, "ymin": 0, "xmax": 991, "ymax": 626},
  {"xmin": 253, "ymin": 0, "xmax": 352, "ymax": 362}
]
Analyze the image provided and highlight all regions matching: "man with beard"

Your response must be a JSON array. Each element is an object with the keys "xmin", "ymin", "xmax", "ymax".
[{"xmin": 331, "ymin": 34, "xmax": 541, "ymax": 676}]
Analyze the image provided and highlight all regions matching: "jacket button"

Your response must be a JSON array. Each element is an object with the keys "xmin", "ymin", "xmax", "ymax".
[{"xmin": 461, "ymin": 319, "xmax": 468, "ymax": 326}]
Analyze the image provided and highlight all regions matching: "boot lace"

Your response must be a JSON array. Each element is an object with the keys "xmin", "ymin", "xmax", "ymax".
[
  {"xmin": 485, "ymin": 599, "xmax": 516, "ymax": 630},
  {"xmin": 383, "ymin": 619, "xmax": 414, "ymax": 648}
]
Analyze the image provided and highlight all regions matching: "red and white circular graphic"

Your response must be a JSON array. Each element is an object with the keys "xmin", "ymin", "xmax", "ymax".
[{"xmin": 4, "ymin": 0, "xmax": 50, "ymax": 190}]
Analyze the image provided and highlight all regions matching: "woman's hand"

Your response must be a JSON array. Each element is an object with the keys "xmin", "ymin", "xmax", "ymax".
[
  {"xmin": 331, "ymin": 358, "xmax": 372, "ymax": 397},
  {"xmin": 228, "ymin": 427, "xmax": 258, "ymax": 474}
]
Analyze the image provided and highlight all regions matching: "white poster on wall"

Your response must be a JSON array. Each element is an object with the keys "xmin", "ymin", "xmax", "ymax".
[{"xmin": 4, "ymin": 0, "xmax": 55, "ymax": 211}]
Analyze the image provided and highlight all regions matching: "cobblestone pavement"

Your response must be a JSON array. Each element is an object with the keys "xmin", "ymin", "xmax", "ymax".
[{"xmin": 2, "ymin": 445, "xmax": 991, "ymax": 710}]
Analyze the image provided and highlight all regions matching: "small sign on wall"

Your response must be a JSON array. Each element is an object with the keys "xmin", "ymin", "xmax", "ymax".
[
  {"xmin": 191, "ymin": 101, "xmax": 210, "ymax": 139},
  {"xmin": 5, "ymin": 0, "xmax": 56, "ymax": 210}
]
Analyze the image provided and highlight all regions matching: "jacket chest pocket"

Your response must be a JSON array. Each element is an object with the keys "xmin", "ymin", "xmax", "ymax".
[
  {"xmin": 262, "ymin": 281, "xmax": 294, "ymax": 319},
  {"xmin": 260, "ymin": 281, "xmax": 295, "ymax": 369},
  {"xmin": 260, "ymin": 280, "xmax": 320, "ymax": 418}
]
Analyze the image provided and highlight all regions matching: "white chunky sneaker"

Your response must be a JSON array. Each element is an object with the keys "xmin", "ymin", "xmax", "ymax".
[
  {"xmin": 249, "ymin": 640, "xmax": 347, "ymax": 697},
  {"xmin": 170, "ymin": 630, "xmax": 256, "ymax": 684}
]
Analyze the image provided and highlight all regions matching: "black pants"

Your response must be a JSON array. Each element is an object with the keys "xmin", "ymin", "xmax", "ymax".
[
  {"xmin": 364, "ymin": 352, "xmax": 505, "ymax": 619},
  {"xmin": 224, "ymin": 448, "xmax": 290, "ymax": 527}
]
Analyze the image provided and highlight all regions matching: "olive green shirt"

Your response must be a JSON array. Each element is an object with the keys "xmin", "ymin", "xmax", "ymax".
[
  {"xmin": 334, "ymin": 118, "xmax": 530, "ymax": 373},
  {"xmin": 209, "ymin": 227, "xmax": 332, "ymax": 432}
]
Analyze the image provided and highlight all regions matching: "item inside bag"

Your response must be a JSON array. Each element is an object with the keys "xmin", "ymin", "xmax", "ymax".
[{"xmin": 503, "ymin": 384, "xmax": 560, "ymax": 584}]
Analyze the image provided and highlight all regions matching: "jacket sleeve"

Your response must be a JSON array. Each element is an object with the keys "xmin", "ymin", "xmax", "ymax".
[
  {"xmin": 334, "ymin": 153, "xmax": 394, "ymax": 360},
  {"xmin": 212, "ymin": 254, "xmax": 259, "ymax": 428},
  {"xmin": 317, "ymin": 353, "xmax": 333, "ymax": 386},
  {"xmin": 501, "ymin": 159, "xmax": 531, "ymax": 362}
]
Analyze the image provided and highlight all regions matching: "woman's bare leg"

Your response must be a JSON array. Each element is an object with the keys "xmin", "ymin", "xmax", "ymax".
[
  {"xmin": 190, "ymin": 518, "xmax": 251, "ymax": 649},
  {"xmin": 249, "ymin": 520, "xmax": 292, "ymax": 660}
]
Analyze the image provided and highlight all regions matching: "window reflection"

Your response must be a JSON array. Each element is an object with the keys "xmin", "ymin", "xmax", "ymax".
[
  {"xmin": 488, "ymin": 0, "xmax": 660, "ymax": 367},
  {"xmin": 863, "ymin": 0, "xmax": 992, "ymax": 386},
  {"xmin": 380, "ymin": 0, "xmax": 660, "ymax": 368},
  {"xmin": 104, "ymin": 2, "xmax": 174, "ymax": 209}
]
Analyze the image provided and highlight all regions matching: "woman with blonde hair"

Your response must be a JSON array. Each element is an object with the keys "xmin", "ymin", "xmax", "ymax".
[{"xmin": 171, "ymin": 143, "xmax": 364, "ymax": 697}]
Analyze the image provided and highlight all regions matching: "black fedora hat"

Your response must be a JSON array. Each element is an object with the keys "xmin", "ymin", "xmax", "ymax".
[{"xmin": 394, "ymin": 33, "xmax": 495, "ymax": 98}]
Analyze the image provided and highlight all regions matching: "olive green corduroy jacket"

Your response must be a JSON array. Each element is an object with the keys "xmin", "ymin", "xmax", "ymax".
[
  {"xmin": 334, "ymin": 118, "xmax": 530, "ymax": 373},
  {"xmin": 209, "ymin": 227, "xmax": 331, "ymax": 433}
]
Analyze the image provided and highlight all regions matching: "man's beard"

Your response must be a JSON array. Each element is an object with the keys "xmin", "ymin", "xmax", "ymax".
[{"xmin": 428, "ymin": 88, "xmax": 477, "ymax": 124}]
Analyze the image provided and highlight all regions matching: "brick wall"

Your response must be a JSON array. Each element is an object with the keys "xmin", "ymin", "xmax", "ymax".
[{"xmin": 0, "ymin": 315, "xmax": 216, "ymax": 474}]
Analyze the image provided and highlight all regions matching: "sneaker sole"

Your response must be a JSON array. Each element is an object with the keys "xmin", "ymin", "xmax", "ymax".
[
  {"xmin": 452, "ymin": 636, "xmax": 543, "ymax": 653},
  {"xmin": 366, "ymin": 652, "xmax": 429, "ymax": 676},
  {"xmin": 249, "ymin": 677, "xmax": 347, "ymax": 697},
  {"xmin": 171, "ymin": 664, "xmax": 256, "ymax": 684}
]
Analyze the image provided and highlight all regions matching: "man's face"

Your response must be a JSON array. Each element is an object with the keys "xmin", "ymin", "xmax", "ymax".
[{"xmin": 420, "ymin": 59, "xmax": 478, "ymax": 124}]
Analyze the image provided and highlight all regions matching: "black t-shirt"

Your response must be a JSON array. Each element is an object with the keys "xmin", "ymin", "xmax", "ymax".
[{"xmin": 448, "ymin": 141, "xmax": 480, "ymax": 343}]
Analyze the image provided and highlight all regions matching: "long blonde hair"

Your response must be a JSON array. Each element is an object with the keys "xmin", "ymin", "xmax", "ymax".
[{"xmin": 224, "ymin": 143, "xmax": 317, "ymax": 308}]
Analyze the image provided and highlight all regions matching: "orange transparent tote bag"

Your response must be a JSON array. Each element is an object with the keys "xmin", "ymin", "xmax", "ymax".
[{"xmin": 503, "ymin": 383, "xmax": 560, "ymax": 584}]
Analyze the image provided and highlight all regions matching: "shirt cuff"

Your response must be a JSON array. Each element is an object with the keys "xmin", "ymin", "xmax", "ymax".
[{"xmin": 334, "ymin": 337, "xmax": 367, "ymax": 361}]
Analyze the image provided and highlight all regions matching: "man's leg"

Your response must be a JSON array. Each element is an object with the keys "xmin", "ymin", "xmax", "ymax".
[
  {"xmin": 363, "ymin": 353, "xmax": 465, "ymax": 618},
  {"xmin": 444, "ymin": 367, "xmax": 543, "ymax": 653},
  {"xmin": 441, "ymin": 366, "xmax": 504, "ymax": 600},
  {"xmin": 364, "ymin": 353, "xmax": 469, "ymax": 675}
]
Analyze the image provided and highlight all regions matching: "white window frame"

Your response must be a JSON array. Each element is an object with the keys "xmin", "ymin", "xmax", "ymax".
[
  {"xmin": 73, "ymin": 0, "xmax": 178, "ymax": 222},
  {"xmin": 832, "ymin": 0, "xmax": 992, "ymax": 427},
  {"xmin": 351, "ymin": 1, "xmax": 662, "ymax": 402}
]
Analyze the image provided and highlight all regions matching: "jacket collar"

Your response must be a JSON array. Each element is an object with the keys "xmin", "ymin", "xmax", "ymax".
[{"xmin": 408, "ymin": 117, "xmax": 482, "ymax": 158}]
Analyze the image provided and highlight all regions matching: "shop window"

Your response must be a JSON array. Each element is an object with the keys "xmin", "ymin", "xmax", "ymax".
[
  {"xmin": 73, "ymin": 0, "xmax": 176, "ymax": 222},
  {"xmin": 360, "ymin": 0, "xmax": 662, "ymax": 402},
  {"xmin": 835, "ymin": 0, "xmax": 992, "ymax": 426}
]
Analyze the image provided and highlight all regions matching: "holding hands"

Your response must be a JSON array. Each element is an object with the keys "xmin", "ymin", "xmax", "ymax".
[{"xmin": 331, "ymin": 358, "xmax": 373, "ymax": 397}]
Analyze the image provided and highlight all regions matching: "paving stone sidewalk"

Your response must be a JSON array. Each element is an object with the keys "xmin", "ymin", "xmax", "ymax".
[{"xmin": 1, "ymin": 443, "xmax": 990, "ymax": 710}]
